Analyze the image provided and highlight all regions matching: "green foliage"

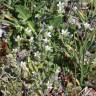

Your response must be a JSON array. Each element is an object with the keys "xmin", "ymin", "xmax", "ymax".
[{"xmin": 0, "ymin": 0, "xmax": 96, "ymax": 95}]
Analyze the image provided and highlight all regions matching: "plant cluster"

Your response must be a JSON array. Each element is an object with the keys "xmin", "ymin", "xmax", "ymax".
[{"xmin": 0, "ymin": 0, "xmax": 96, "ymax": 96}]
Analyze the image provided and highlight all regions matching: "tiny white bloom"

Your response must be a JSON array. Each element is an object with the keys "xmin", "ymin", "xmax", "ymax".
[
  {"xmin": 13, "ymin": 48, "xmax": 18, "ymax": 53},
  {"xmin": 69, "ymin": 16, "xmax": 81, "ymax": 28},
  {"xmin": 15, "ymin": 35, "xmax": 21, "ymax": 42},
  {"xmin": 83, "ymin": 22, "xmax": 90, "ymax": 29},
  {"xmin": 48, "ymin": 25, "xmax": 53, "ymax": 30},
  {"xmin": 35, "ymin": 14, "xmax": 40, "ymax": 18},
  {"xmin": 46, "ymin": 81, "xmax": 52, "ymax": 89},
  {"xmin": 46, "ymin": 32, "xmax": 51, "ymax": 37},
  {"xmin": 89, "ymin": 27, "xmax": 94, "ymax": 31},
  {"xmin": 57, "ymin": 1, "xmax": 65, "ymax": 13},
  {"xmin": 84, "ymin": 86, "xmax": 88, "ymax": 93},
  {"xmin": 0, "ymin": 29, "xmax": 4, "ymax": 37},
  {"xmin": 34, "ymin": 52, "xmax": 38, "ymax": 57},
  {"xmin": 45, "ymin": 45, "xmax": 52, "ymax": 51},
  {"xmin": 73, "ymin": 6, "xmax": 77, "ymax": 11},
  {"xmin": 34, "ymin": 51, "xmax": 40, "ymax": 59},
  {"xmin": 33, "ymin": 5, "xmax": 36, "ymax": 8},
  {"xmin": 61, "ymin": 29, "xmax": 70, "ymax": 36},
  {"xmin": 25, "ymin": 27, "xmax": 32, "ymax": 35},
  {"xmin": 69, "ymin": 16, "xmax": 76, "ymax": 24},
  {"xmin": 92, "ymin": 58, "xmax": 96, "ymax": 65},
  {"xmin": 29, "ymin": 37, "xmax": 34, "ymax": 42},
  {"xmin": 55, "ymin": 67, "xmax": 60, "ymax": 74},
  {"xmin": 43, "ymin": 38, "xmax": 49, "ymax": 43},
  {"xmin": 20, "ymin": 61, "xmax": 29, "ymax": 72},
  {"xmin": 48, "ymin": 84, "xmax": 52, "ymax": 89}
]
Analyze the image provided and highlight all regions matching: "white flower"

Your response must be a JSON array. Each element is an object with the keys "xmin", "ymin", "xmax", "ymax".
[
  {"xmin": 84, "ymin": 86, "xmax": 88, "ymax": 93},
  {"xmin": 46, "ymin": 81, "xmax": 52, "ymax": 89},
  {"xmin": 29, "ymin": 37, "xmax": 34, "ymax": 42},
  {"xmin": 43, "ymin": 38, "xmax": 49, "ymax": 43},
  {"xmin": 34, "ymin": 52, "xmax": 38, "ymax": 57},
  {"xmin": 48, "ymin": 25, "xmax": 53, "ymax": 31},
  {"xmin": 35, "ymin": 14, "xmax": 40, "ymax": 18},
  {"xmin": 0, "ymin": 29, "xmax": 4, "ymax": 37},
  {"xmin": 45, "ymin": 45, "xmax": 52, "ymax": 51},
  {"xmin": 92, "ymin": 58, "xmax": 96, "ymax": 65},
  {"xmin": 57, "ymin": 1, "xmax": 65, "ymax": 13},
  {"xmin": 13, "ymin": 48, "xmax": 18, "ymax": 53},
  {"xmin": 61, "ymin": 29, "xmax": 70, "ymax": 36},
  {"xmin": 55, "ymin": 67, "xmax": 60, "ymax": 74},
  {"xmin": 25, "ymin": 27, "xmax": 32, "ymax": 36},
  {"xmin": 69, "ymin": 16, "xmax": 81, "ymax": 28},
  {"xmin": 84, "ymin": 22, "xmax": 93, "ymax": 31},
  {"xmin": 73, "ymin": 6, "xmax": 77, "ymax": 11},
  {"xmin": 83, "ymin": 22, "xmax": 90, "ymax": 29},
  {"xmin": 15, "ymin": 35, "xmax": 21, "ymax": 42},
  {"xmin": 20, "ymin": 61, "xmax": 29, "ymax": 72},
  {"xmin": 33, "ymin": 4, "xmax": 36, "ymax": 8},
  {"xmin": 34, "ymin": 51, "xmax": 40, "ymax": 59},
  {"xmin": 69, "ymin": 16, "xmax": 77, "ymax": 24},
  {"xmin": 89, "ymin": 27, "xmax": 94, "ymax": 31},
  {"xmin": 46, "ymin": 32, "xmax": 51, "ymax": 37}
]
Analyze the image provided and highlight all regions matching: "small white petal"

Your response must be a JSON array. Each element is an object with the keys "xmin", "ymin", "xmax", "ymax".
[
  {"xmin": 20, "ymin": 61, "xmax": 29, "ymax": 72},
  {"xmin": 73, "ymin": 6, "xmax": 77, "ymax": 11},
  {"xmin": 43, "ymin": 38, "xmax": 49, "ymax": 43},
  {"xmin": 57, "ymin": 1, "xmax": 65, "ymax": 13},
  {"xmin": 48, "ymin": 25, "xmax": 53, "ymax": 30},
  {"xmin": 55, "ymin": 68, "xmax": 60, "ymax": 74},
  {"xmin": 35, "ymin": 14, "xmax": 40, "ymax": 18},
  {"xmin": 46, "ymin": 32, "xmax": 51, "ymax": 37},
  {"xmin": 46, "ymin": 81, "xmax": 52, "ymax": 89},
  {"xmin": 29, "ymin": 37, "xmax": 34, "ymax": 42},
  {"xmin": 45, "ymin": 45, "xmax": 52, "ymax": 51},
  {"xmin": 25, "ymin": 27, "xmax": 32, "ymax": 35},
  {"xmin": 83, "ymin": 22, "xmax": 90, "ymax": 29},
  {"xmin": 13, "ymin": 48, "xmax": 18, "ymax": 53},
  {"xmin": 61, "ymin": 29, "xmax": 70, "ymax": 36},
  {"xmin": 15, "ymin": 35, "xmax": 21, "ymax": 42},
  {"xmin": 34, "ymin": 51, "xmax": 40, "ymax": 59},
  {"xmin": 0, "ymin": 29, "xmax": 4, "ymax": 37}
]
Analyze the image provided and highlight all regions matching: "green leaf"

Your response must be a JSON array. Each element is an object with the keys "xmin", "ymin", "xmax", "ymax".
[
  {"xmin": 15, "ymin": 5, "xmax": 31, "ymax": 21},
  {"xmin": 15, "ymin": 5, "xmax": 35, "ymax": 32},
  {"xmin": 3, "ymin": 15, "xmax": 19, "ymax": 27},
  {"xmin": 27, "ymin": 21, "xmax": 35, "ymax": 33},
  {"xmin": 50, "ymin": 15, "xmax": 63, "ymax": 27}
]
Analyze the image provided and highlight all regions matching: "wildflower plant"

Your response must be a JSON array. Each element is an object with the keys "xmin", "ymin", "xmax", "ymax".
[{"xmin": 0, "ymin": 0, "xmax": 96, "ymax": 95}]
